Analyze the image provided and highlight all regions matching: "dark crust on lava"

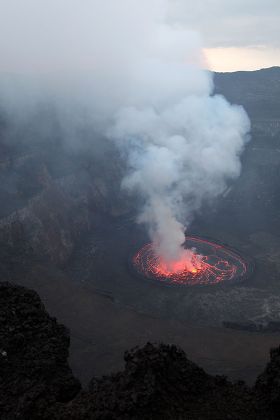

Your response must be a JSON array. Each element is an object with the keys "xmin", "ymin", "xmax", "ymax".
[{"xmin": 128, "ymin": 235, "xmax": 255, "ymax": 290}]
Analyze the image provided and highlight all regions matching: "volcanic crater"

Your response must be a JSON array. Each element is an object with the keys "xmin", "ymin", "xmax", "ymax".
[{"xmin": 132, "ymin": 236, "xmax": 252, "ymax": 287}]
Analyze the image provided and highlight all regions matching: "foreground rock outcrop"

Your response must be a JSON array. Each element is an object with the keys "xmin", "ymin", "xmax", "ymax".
[
  {"xmin": 54, "ymin": 344, "xmax": 264, "ymax": 420},
  {"xmin": 0, "ymin": 281, "xmax": 279, "ymax": 419},
  {"xmin": 255, "ymin": 346, "xmax": 280, "ymax": 416},
  {"xmin": 0, "ymin": 282, "xmax": 81, "ymax": 419}
]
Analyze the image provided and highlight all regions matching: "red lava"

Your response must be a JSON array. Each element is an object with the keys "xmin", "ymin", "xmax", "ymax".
[{"xmin": 132, "ymin": 236, "xmax": 248, "ymax": 286}]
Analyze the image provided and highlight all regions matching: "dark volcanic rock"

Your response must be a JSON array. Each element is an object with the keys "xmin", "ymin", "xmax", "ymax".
[
  {"xmin": 255, "ymin": 345, "xmax": 280, "ymax": 416},
  {"xmin": 0, "ymin": 282, "xmax": 81, "ymax": 420},
  {"xmin": 55, "ymin": 344, "xmax": 265, "ymax": 420},
  {"xmin": 224, "ymin": 320, "xmax": 280, "ymax": 333},
  {"xmin": 0, "ymin": 183, "xmax": 90, "ymax": 271},
  {"xmin": 0, "ymin": 281, "xmax": 278, "ymax": 419}
]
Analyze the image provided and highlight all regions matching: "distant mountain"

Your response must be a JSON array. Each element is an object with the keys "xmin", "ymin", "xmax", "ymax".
[{"xmin": 214, "ymin": 67, "xmax": 280, "ymax": 120}]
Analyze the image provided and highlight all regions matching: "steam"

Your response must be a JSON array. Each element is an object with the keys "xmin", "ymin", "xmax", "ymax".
[
  {"xmin": 110, "ymin": 93, "xmax": 250, "ymax": 263},
  {"xmin": 105, "ymin": 3, "xmax": 250, "ymax": 263},
  {"xmin": 0, "ymin": 0, "xmax": 250, "ymax": 263}
]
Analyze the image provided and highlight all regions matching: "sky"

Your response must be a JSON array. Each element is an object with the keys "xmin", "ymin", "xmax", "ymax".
[
  {"xmin": 169, "ymin": 0, "xmax": 280, "ymax": 71},
  {"xmin": 0, "ymin": 0, "xmax": 279, "ymax": 73}
]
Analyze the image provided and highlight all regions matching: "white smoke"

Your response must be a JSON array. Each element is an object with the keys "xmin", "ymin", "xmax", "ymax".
[
  {"xmin": 105, "ymin": 3, "xmax": 250, "ymax": 262},
  {"xmin": 0, "ymin": 0, "xmax": 250, "ymax": 262},
  {"xmin": 109, "ymin": 95, "xmax": 250, "ymax": 262}
]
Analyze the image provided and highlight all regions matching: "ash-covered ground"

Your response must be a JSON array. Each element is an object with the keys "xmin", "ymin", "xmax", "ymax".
[{"xmin": 1, "ymin": 68, "xmax": 280, "ymax": 387}]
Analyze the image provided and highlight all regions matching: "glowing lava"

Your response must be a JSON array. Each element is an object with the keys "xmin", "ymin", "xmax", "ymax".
[
  {"xmin": 152, "ymin": 248, "xmax": 202, "ymax": 277},
  {"xmin": 132, "ymin": 236, "xmax": 248, "ymax": 286}
]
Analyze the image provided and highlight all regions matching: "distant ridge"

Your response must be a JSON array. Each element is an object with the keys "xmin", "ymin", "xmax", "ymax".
[
  {"xmin": 214, "ymin": 66, "xmax": 280, "ymax": 119},
  {"xmin": 214, "ymin": 66, "xmax": 280, "ymax": 75}
]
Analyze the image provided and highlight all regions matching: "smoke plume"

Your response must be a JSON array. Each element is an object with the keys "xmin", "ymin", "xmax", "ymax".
[
  {"xmin": 0, "ymin": 0, "xmax": 250, "ymax": 263},
  {"xmin": 104, "ymin": 2, "xmax": 251, "ymax": 263}
]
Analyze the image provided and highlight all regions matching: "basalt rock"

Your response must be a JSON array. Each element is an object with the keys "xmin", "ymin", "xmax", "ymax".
[
  {"xmin": 0, "ymin": 281, "xmax": 279, "ymax": 420},
  {"xmin": 0, "ymin": 282, "xmax": 81, "ymax": 420},
  {"xmin": 255, "ymin": 345, "xmax": 280, "ymax": 416},
  {"xmin": 55, "ymin": 343, "xmax": 264, "ymax": 420}
]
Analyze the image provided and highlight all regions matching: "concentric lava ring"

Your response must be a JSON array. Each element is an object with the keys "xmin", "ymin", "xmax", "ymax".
[{"xmin": 132, "ymin": 236, "xmax": 249, "ymax": 286}]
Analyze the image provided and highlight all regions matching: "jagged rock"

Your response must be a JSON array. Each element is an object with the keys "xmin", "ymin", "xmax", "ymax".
[
  {"xmin": 0, "ymin": 281, "xmax": 278, "ymax": 419},
  {"xmin": 0, "ymin": 183, "xmax": 90, "ymax": 271},
  {"xmin": 0, "ymin": 157, "xmax": 128, "ymax": 276},
  {"xmin": 0, "ymin": 282, "xmax": 81, "ymax": 420},
  {"xmin": 255, "ymin": 345, "xmax": 280, "ymax": 415},
  {"xmin": 55, "ymin": 343, "xmax": 266, "ymax": 420}
]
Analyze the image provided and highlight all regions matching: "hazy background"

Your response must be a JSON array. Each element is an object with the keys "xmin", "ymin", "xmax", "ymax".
[
  {"xmin": 0, "ymin": 0, "xmax": 279, "ymax": 73},
  {"xmin": 170, "ymin": 0, "xmax": 280, "ymax": 71}
]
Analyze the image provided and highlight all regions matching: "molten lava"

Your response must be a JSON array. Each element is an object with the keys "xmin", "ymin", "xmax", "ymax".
[
  {"xmin": 152, "ymin": 249, "xmax": 202, "ymax": 277},
  {"xmin": 132, "ymin": 236, "xmax": 248, "ymax": 286}
]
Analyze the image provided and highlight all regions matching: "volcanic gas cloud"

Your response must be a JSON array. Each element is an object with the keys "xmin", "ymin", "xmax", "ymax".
[
  {"xmin": 106, "ymin": 0, "xmax": 250, "ymax": 276},
  {"xmin": 0, "ymin": 0, "xmax": 250, "ymax": 277}
]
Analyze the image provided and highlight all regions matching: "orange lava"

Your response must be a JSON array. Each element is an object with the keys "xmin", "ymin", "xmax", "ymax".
[
  {"xmin": 154, "ymin": 253, "xmax": 202, "ymax": 277},
  {"xmin": 132, "ymin": 236, "xmax": 248, "ymax": 286}
]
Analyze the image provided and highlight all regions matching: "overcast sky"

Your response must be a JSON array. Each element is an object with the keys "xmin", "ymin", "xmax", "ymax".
[
  {"xmin": 0, "ymin": 0, "xmax": 279, "ymax": 73},
  {"xmin": 169, "ymin": 0, "xmax": 280, "ymax": 70},
  {"xmin": 169, "ymin": 0, "xmax": 280, "ymax": 48}
]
